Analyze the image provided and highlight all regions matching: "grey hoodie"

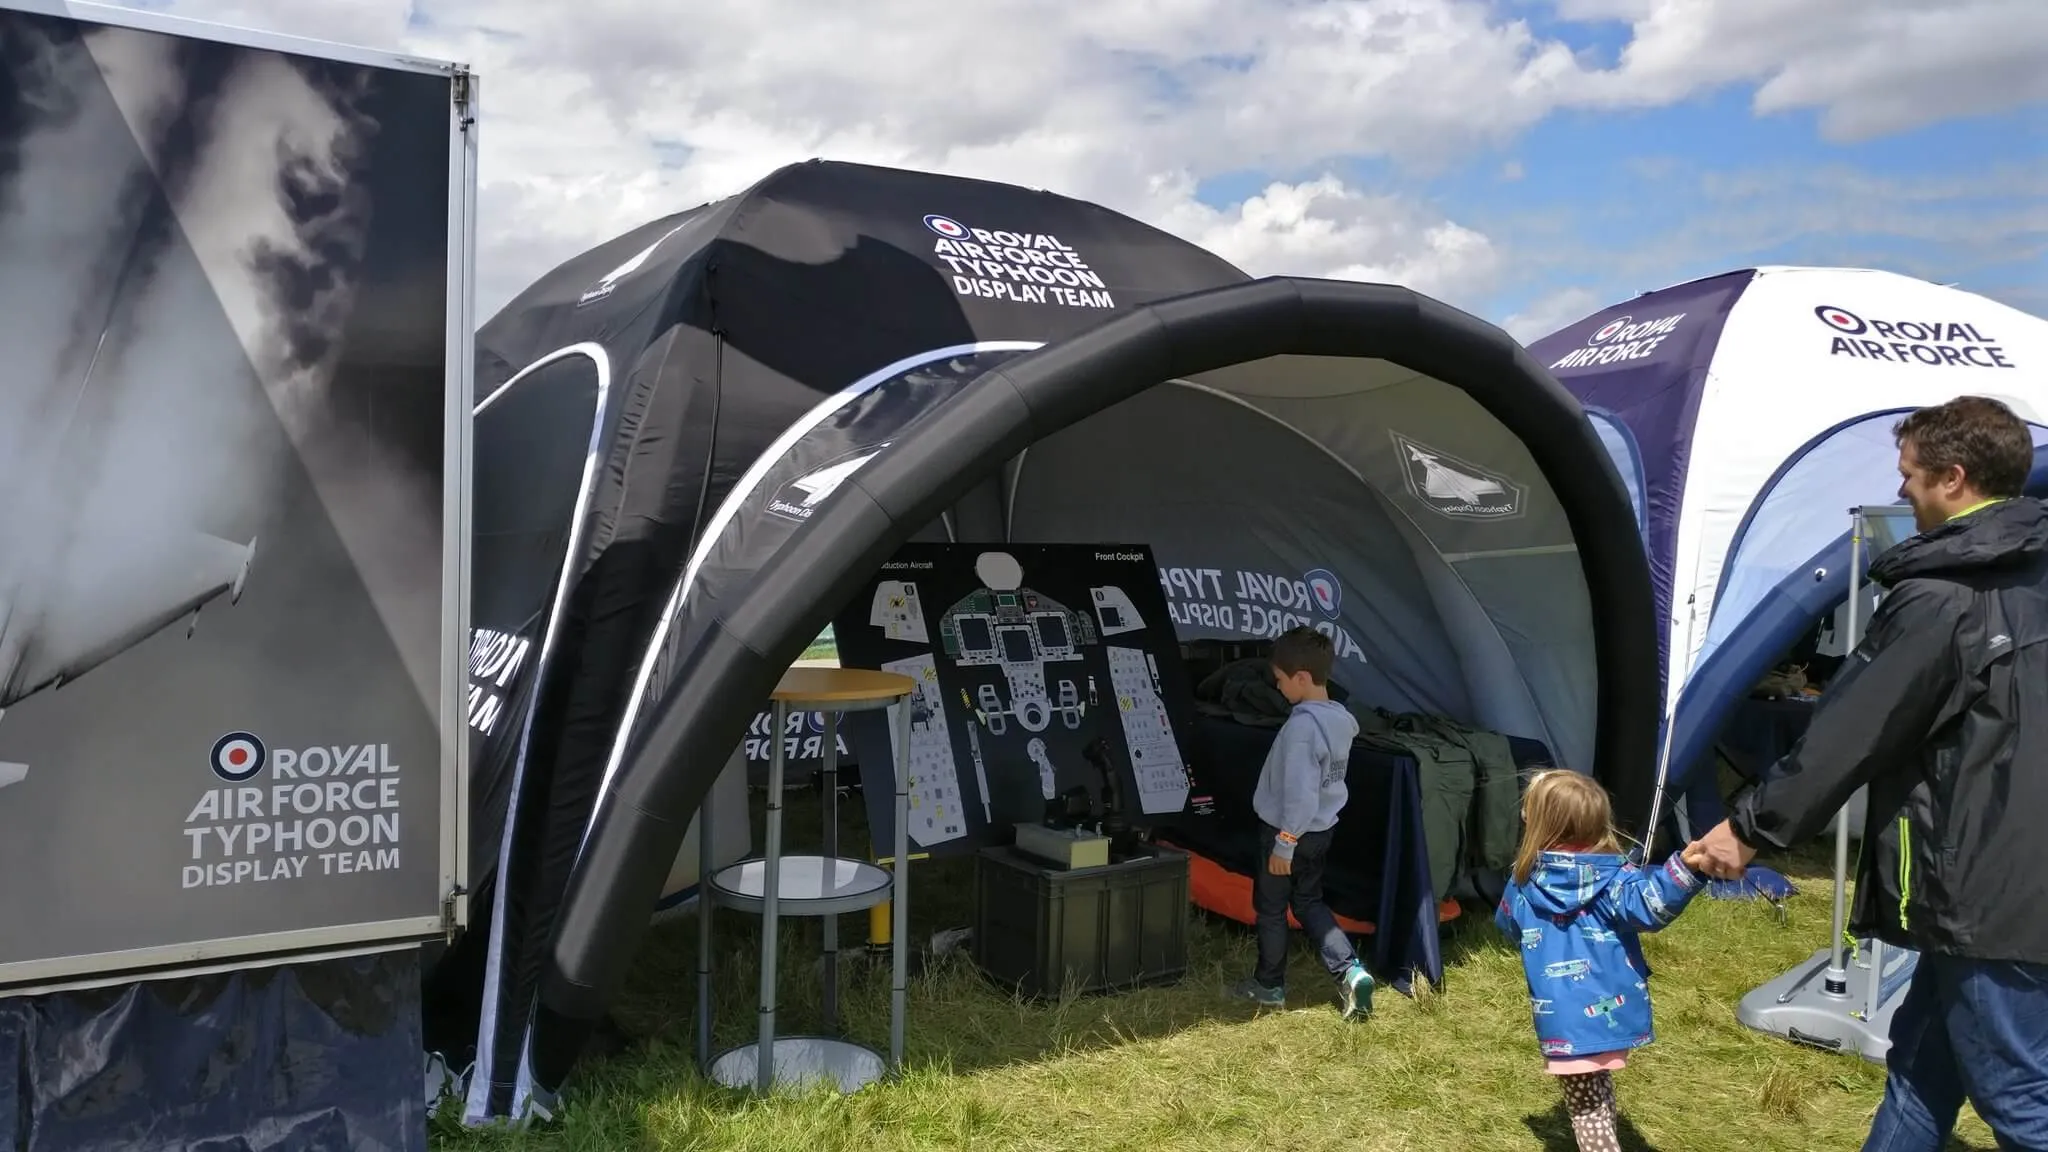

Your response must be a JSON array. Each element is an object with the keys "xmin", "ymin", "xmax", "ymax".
[{"xmin": 1252, "ymin": 699, "xmax": 1357, "ymax": 860}]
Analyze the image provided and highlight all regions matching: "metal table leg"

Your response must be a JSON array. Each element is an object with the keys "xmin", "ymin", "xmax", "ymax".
[
  {"xmin": 757, "ymin": 700, "xmax": 789, "ymax": 1092},
  {"xmin": 821, "ymin": 710, "xmax": 839, "ymax": 1032},
  {"xmin": 889, "ymin": 688, "xmax": 911, "ymax": 1071}
]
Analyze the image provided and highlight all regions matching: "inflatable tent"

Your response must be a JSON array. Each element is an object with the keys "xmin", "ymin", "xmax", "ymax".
[
  {"xmin": 1530, "ymin": 267, "xmax": 2048, "ymax": 838},
  {"xmin": 432, "ymin": 159, "xmax": 1660, "ymax": 1123},
  {"xmin": 432, "ymin": 159, "xmax": 1258, "ymax": 1122}
]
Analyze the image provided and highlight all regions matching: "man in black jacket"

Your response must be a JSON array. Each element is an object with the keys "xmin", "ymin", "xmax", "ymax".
[{"xmin": 1685, "ymin": 395, "xmax": 2048, "ymax": 1151}]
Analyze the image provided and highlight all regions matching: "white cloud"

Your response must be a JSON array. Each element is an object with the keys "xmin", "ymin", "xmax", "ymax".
[
  {"xmin": 121, "ymin": 0, "xmax": 2048, "ymax": 317},
  {"xmin": 1157, "ymin": 176, "xmax": 1504, "ymax": 306},
  {"xmin": 1565, "ymin": 0, "xmax": 2048, "ymax": 142},
  {"xmin": 1501, "ymin": 286, "xmax": 1607, "ymax": 342}
]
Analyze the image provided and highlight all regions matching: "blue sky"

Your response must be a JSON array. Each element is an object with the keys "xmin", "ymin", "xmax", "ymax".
[
  {"xmin": 1457, "ymin": 95, "xmax": 2046, "ymax": 331},
  {"xmin": 1197, "ymin": 86, "xmax": 2047, "ymax": 338}
]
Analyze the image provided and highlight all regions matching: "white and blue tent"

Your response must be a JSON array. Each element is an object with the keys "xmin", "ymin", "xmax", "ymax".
[{"xmin": 1529, "ymin": 266, "xmax": 2048, "ymax": 841}]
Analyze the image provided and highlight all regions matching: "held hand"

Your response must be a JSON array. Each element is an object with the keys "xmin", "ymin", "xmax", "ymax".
[
  {"xmin": 1267, "ymin": 852, "xmax": 1292, "ymax": 876},
  {"xmin": 1684, "ymin": 820, "xmax": 1756, "ymax": 880}
]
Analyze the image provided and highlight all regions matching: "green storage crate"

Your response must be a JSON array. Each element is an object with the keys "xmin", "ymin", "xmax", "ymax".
[{"xmin": 971, "ymin": 840, "xmax": 1189, "ymax": 999}]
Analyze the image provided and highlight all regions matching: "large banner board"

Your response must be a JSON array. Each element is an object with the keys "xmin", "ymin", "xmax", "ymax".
[{"xmin": 0, "ymin": 2, "xmax": 473, "ymax": 990}]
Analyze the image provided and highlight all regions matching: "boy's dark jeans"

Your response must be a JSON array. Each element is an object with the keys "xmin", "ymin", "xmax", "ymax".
[{"xmin": 1252, "ymin": 821, "xmax": 1358, "ymax": 988}]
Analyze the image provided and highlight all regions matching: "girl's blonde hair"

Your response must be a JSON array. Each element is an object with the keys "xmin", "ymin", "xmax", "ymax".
[{"xmin": 1513, "ymin": 769, "xmax": 1621, "ymax": 883}]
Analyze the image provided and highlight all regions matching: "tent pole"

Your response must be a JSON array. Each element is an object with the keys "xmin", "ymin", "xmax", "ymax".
[
  {"xmin": 1824, "ymin": 510, "xmax": 1864, "ymax": 997},
  {"xmin": 820, "ymin": 711, "xmax": 839, "ymax": 1032},
  {"xmin": 756, "ymin": 700, "xmax": 789, "ymax": 1090},
  {"xmin": 1641, "ymin": 592, "xmax": 1697, "ymax": 859},
  {"xmin": 889, "ymin": 685, "xmax": 912, "ymax": 1072}
]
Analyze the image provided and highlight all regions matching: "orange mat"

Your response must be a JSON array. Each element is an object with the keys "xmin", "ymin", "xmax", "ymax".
[{"xmin": 1161, "ymin": 836, "xmax": 1460, "ymax": 933}]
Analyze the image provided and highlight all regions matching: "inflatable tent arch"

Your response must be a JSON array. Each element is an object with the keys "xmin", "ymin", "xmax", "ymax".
[
  {"xmin": 525, "ymin": 275, "xmax": 1661, "ymax": 1088},
  {"xmin": 1534, "ymin": 266, "xmax": 2048, "ymax": 836}
]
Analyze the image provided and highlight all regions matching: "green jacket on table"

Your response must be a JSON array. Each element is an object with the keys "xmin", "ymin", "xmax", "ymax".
[{"xmin": 1350, "ymin": 703, "xmax": 1522, "ymax": 901}]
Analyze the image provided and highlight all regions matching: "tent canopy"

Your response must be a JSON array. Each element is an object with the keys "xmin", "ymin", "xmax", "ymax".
[
  {"xmin": 1009, "ymin": 355, "xmax": 1601, "ymax": 770},
  {"xmin": 1531, "ymin": 265, "xmax": 2048, "ymax": 805},
  {"xmin": 528, "ymin": 275, "xmax": 1657, "ymax": 1097},
  {"xmin": 442, "ymin": 160, "xmax": 1655, "ymax": 1122},
  {"xmin": 442, "ymin": 159, "xmax": 1254, "ymax": 1123}
]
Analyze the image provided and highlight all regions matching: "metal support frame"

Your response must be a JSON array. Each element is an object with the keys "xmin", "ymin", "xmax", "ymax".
[
  {"xmin": 890, "ymin": 691, "xmax": 911, "ymax": 1068},
  {"xmin": 1735, "ymin": 505, "xmax": 1919, "ymax": 1065}
]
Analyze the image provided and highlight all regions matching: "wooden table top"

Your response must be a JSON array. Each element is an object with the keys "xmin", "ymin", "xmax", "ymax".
[{"xmin": 770, "ymin": 666, "xmax": 915, "ymax": 705}]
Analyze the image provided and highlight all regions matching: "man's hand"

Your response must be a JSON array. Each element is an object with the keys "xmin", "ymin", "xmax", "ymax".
[
  {"xmin": 1267, "ymin": 852, "xmax": 1291, "ymax": 876},
  {"xmin": 1683, "ymin": 820, "xmax": 1756, "ymax": 880}
]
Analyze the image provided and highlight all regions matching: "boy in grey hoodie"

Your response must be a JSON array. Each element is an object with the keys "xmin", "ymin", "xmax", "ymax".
[{"xmin": 1229, "ymin": 627, "xmax": 1373, "ymax": 1017}]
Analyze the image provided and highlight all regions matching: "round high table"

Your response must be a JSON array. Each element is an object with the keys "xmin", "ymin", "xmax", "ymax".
[{"xmin": 697, "ymin": 667, "xmax": 915, "ymax": 1094}]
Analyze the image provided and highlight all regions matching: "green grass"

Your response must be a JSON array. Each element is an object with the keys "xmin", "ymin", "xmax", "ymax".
[
  {"xmin": 431, "ymin": 788, "xmax": 1992, "ymax": 1151},
  {"xmin": 798, "ymin": 628, "xmax": 838, "ymax": 663}
]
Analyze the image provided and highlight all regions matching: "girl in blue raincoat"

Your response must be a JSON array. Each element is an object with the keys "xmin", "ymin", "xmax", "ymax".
[{"xmin": 1496, "ymin": 769, "xmax": 1704, "ymax": 1152}]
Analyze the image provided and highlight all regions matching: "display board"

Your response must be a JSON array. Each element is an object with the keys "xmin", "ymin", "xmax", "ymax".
[
  {"xmin": 0, "ymin": 4, "xmax": 472, "ymax": 991},
  {"xmin": 833, "ymin": 544, "xmax": 1197, "ymax": 856}
]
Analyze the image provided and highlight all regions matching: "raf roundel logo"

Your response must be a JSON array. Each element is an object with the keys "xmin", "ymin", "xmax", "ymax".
[
  {"xmin": 1815, "ymin": 305, "xmax": 1867, "ymax": 336},
  {"xmin": 923, "ymin": 214, "xmax": 968, "ymax": 239},
  {"xmin": 1590, "ymin": 316, "xmax": 1631, "ymax": 344},
  {"xmin": 210, "ymin": 731, "xmax": 266, "ymax": 782},
  {"xmin": 1304, "ymin": 569, "xmax": 1342, "ymax": 619}
]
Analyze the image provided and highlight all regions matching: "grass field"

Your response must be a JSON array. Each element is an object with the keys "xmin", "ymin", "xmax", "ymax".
[
  {"xmin": 798, "ymin": 629, "xmax": 839, "ymax": 664},
  {"xmin": 430, "ymin": 786, "xmax": 1993, "ymax": 1152}
]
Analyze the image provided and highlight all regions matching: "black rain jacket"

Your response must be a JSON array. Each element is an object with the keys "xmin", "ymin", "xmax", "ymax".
[{"xmin": 1730, "ymin": 497, "xmax": 2048, "ymax": 964}]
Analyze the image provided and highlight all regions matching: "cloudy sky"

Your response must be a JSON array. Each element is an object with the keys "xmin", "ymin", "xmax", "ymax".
[{"xmin": 113, "ymin": 0, "xmax": 2047, "ymax": 339}]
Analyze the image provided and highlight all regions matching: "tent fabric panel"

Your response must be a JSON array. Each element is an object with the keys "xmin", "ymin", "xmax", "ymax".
[
  {"xmin": 473, "ymin": 203, "xmax": 733, "ymax": 398},
  {"xmin": 1702, "ymin": 409, "xmax": 1914, "ymax": 661},
  {"xmin": 433, "ymin": 346, "xmax": 607, "ymax": 1120},
  {"xmin": 1222, "ymin": 356, "xmax": 1579, "ymax": 550},
  {"xmin": 604, "ymin": 346, "xmax": 1039, "ymax": 848},
  {"xmin": 1445, "ymin": 551, "xmax": 1599, "ymax": 770},
  {"xmin": 1204, "ymin": 357, "xmax": 1596, "ymax": 766},
  {"xmin": 1586, "ymin": 409, "xmax": 1648, "ymax": 536},
  {"xmin": 1703, "ymin": 416, "xmax": 2048, "ymax": 667},
  {"xmin": 1005, "ymin": 383, "xmax": 1472, "ymax": 719},
  {"xmin": 527, "ymin": 276, "xmax": 1661, "ymax": 1099},
  {"xmin": 1664, "ymin": 267, "xmax": 2048, "ymax": 704},
  {"xmin": 1666, "ymin": 532, "xmax": 1867, "ymax": 801},
  {"xmin": 475, "ymin": 328, "xmax": 726, "ymax": 1120},
  {"xmin": 1385, "ymin": 506, "xmax": 1557, "ymax": 760},
  {"xmin": 1668, "ymin": 447, "xmax": 2048, "ymax": 796},
  {"xmin": 1528, "ymin": 270, "xmax": 1754, "ymax": 685}
]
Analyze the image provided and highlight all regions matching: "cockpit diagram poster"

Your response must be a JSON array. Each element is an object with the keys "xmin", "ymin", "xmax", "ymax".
[
  {"xmin": 832, "ymin": 543, "xmax": 1197, "ymax": 858},
  {"xmin": 0, "ymin": 8, "xmax": 469, "ymax": 990}
]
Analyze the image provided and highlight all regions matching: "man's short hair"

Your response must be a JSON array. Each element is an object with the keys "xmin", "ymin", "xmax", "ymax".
[
  {"xmin": 1895, "ymin": 395, "xmax": 2034, "ymax": 499},
  {"xmin": 1271, "ymin": 626, "xmax": 1335, "ymax": 685}
]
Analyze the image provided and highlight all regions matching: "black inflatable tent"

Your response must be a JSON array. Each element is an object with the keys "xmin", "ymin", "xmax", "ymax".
[
  {"xmin": 432, "ymin": 159, "xmax": 1659, "ymax": 1123},
  {"xmin": 432, "ymin": 159, "xmax": 1257, "ymax": 1122}
]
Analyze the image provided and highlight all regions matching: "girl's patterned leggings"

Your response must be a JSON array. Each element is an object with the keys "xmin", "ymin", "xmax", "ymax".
[{"xmin": 1559, "ymin": 1071, "xmax": 1621, "ymax": 1152}]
